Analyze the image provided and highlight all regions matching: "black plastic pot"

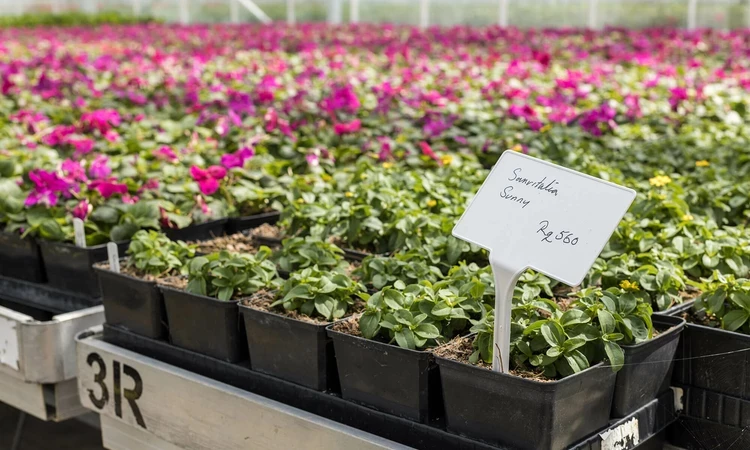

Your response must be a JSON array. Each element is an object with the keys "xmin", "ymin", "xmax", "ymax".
[
  {"xmin": 225, "ymin": 211, "xmax": 280, "ymax": 235},
  {"xmin": 327, "ymin": 326, "xmax": 443, "ymax": 424},
  {"xmin": 39, "ymin": 240, "xmax": 128, "ymax": 298},
  {"xmin": 95, "ymin": 264, "xmax": 167, "ymax": 339},
  {"xmin": 672, "ymin": 318, "xmax": 750, "ymax": 401},
  {"xmin": 240, "ymin": 304, "xmax": 339, "ymax": 392},
  {"xmin": 161, "ymin": 286, "xmax": 247, "ymax": 362},
  {"xmin": 0, "ymin": 232, "xmax": 46, "ymax": 283},
  {"xmin": 435, "ymin": 357, "xmax": 616, "ymax": 450},
  {"xmin": 164, "ymin": 218, "xmax": 227, "ymax": 242},
  {"xmin": 611, "ymin": 314, "xmax": 686, "ymax": 418}
]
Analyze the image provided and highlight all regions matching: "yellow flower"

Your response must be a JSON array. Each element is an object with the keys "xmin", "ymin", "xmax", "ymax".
[
  {"xmin": 382, "ymin": 162, "xmax": 394, "ymax": 169},
  {"xmin": 540, "ymin": 124, "xmax": 552, "ymax": 133},
  {"xmin": 427, "ymin": 199, "xmax": 437, "ymax": 208},
  {"xmin": 441, "ymin": 155, "xmax": 454, "ymax": 166},
  {"xmin": 511, "ymin": 144, "xmax": 524, "ymax": 152},
  {"xmin": 296, "ymin": 198, "xmax": 305, "ymax": 204},
  {"xmin": 395, "ymin": 135, "xmax": 407, "ymax": 144},
  {"xmin": 682, "ymin": 213, "xmax": 694, "ymax": 221},
  {"xmin": 321, "ymin": 173, "xmax": 332, "ymax": 181},
  {"xmin": 649, "ymin": 175, "xmax": 672, "ymax": 187},
  {"xmin": 345, "ymin": 191, "xmax": 354, "ymax": 198},
  {"xmin": 619, "ymin": 280, "xmax": 640, "ymax": 291},
  {"xmin": 695, "ymin": 160, "xmax": 710, "ymax": 167}
]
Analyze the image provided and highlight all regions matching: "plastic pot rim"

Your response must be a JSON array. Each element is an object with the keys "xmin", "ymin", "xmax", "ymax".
[
  {"xmin": 38, "ymin": 239, "xmax": 128, "ymax": 251},
  {"xmin": 327, "ymin": 324, "xmax": 435, "ymax": 360},
  {"xmin": 93, "ymin": 262, "xmax": 158, "ymax": 285},
  {"xmin": 435, "ymin": 355, "xmax": 612, "ymax": 389},
  {"xmin": 619, "ymin": 315, "xmax": 686, "ymax": 351},
  {"xmin": 159, "ymin": 284, "xmax": 241, "ymax": 307}
]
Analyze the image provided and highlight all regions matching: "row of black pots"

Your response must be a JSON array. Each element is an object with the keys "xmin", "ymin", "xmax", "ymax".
[
  {"xmin": 99, "ymin": 261, "xmax": 687, "ymax": 450},
  {"xmin": 0, "ymin": 213, "xmax": 279, "ymax": 297}
]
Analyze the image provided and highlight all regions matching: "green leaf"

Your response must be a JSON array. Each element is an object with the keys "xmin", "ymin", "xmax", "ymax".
[
  {"xmin": 730, "ymin": 292, "xmax": 750, "ymax": 311},
  {"xmin": 723, "ymin": 310, "xmax": 750, "ymax": 331},
  {"xmin": 705, "ymin": 288, "xmax": 727, "ymax": 313},
  {"xmin": 540, "ymin": 322, "xmax": 565, "ymax": 347},
  {"xmin": 618, "ymin": 293, "xmax": 637, "ymax": 314},
  {"xmin": 561, "ymin": 309, "xmax": 590, "ymax": 327},
  {"xmin": 414, "ymin": 322, "xmax": 440, "ymax": 339},
  {"xmin": 314, "ymin": 296, "xmax": 334, "ymax": 320},
  {"xmin": 359, "ymin": 311, "xmax": 381, "ymax": 339},
  {"xmin": 91, "ymin": 206, "xmax": 120, "ymax": 224},
  {"xmin": 394, "ymin": 328, "xmax": 416, "ymax": 350},
  {"xmin": 604, "ymin": 341, "xmax": 625, "ymax": 372},
  {"xmin": 597, "ymin": 310, "xmax": 616, "ymax": 335},
  {"xmin": 110, "ymin": 223, "xmax": 140, "ymax": 242}
]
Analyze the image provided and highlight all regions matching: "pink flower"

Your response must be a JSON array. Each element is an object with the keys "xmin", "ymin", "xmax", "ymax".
[
  {"xmin": 669, "ymin": 87, "xmax": 689, "ymax": 111},
  {"xmin": 24, "ymin": 169, "xmax": 78, "ymax": 207},
  {"xmin": 152, "ymin": 146, "xmax": 178, "ymax": 163},
  {"xmin": 220, "ymin": 147, "xmax": 255, "ymax": 169},
  {"xmin": 104, "ymin": 130, "xmax": 120, "ymax": 142},
  {"xmin": 139, "ymin": 178, "xmax": 159, "ymax": 193},
  {"xmin": 88, "ymin": 155, "xmax": 112, "ymax": 180},
  {"xmin": 419, "ymin": 141, "xmax": 440, "ymax": 163},
  {"xmin": 80, "ymin": 109, "xmax": 121, "ymax": 134},
  {"xmin": 72, "ymin": 199, "xmax": 92, "ymax": 221},
  {"xmin": 334, "ymin": 119, "xmax": 361, "ymax": 135},
  {"xmin": 122, "ymin": 194, "xmax": 139, "ymax": 204},
  {"xmin": 90, "ymin": 180, "xmax": 128, "ymax": 199},
  {"xmin": 70, "ymin": 138, "xmax": 95, "ymax": 157},
  {"xmin": 190, "ymin": 165, "xmax": 226, "ymax": 196},
  {"xmin": 61, "ymin": 159, "xmax": 87, "ymax": 182},
  {"xmin": 378, "ymin": 137, "xmax": 392, "ymax": 161}
]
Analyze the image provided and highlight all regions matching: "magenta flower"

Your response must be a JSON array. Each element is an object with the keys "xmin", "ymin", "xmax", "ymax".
[
  {"xmin": 419, "ymin": 141, "xmax": 440, "ymax": 163},
  {"xmin": 152, "ymin": 146, "xmax": 178, "ymax": 163},
  {"xmin": 334, "ymin": 119, "xmax": 361, "ymax": 135},
  {"xmin": 61, "ymin": 159, "xmax": 87, "ymax": 182},
  {"xmin": 190, "ymin": 165, "xmax": 226, "ymax": 196},
  {"xmin": 669, "ymin": 87, "xmax": 689, "ymax": 111},
  {"xmin": 220, "ymin": 147, "xmax": 255, "ymax": 169},
  {"xmin": 41, "ymin": 125, "xmax": 76, "ymax": 147},
  {"xmin": 24, "ymin": 169, "xmax": 78, "ymax": 207},
  {"xmin": 72, "ymin": 199, "xmax": 92, "ymax": 221},
  {"xmin": 70, "ymin": 138, "xmax": 95, "ymax": 158},
  {"xmin": 90, "ymin": 180, "xmax": 129, "ymax": 199},
  {"xmin": 89, "ymin": 155, "xmax": 112, "ymax": 180},
  {"xmin": 306, "ymin": 153, "xmax": 320, "ymax": 167},
  {"xmin": 80, "ymin": 109, "xmax": 121, "ymax": 134}
]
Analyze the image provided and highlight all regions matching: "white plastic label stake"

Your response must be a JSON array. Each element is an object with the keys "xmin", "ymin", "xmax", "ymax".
[
  {"xmin": 453, "ymin": 151, "xmax": 636, "ymax": 372},
  {"xmin": 600, "ymin": 417, "xmax": 639, "ymax": 450},
  {"xmin": 107, "ymin": 242, "xmax": 120, "ymax": 273},
  {"xmin": 73, "ymin": 218, "xmax": 86, "ymax": 248}
]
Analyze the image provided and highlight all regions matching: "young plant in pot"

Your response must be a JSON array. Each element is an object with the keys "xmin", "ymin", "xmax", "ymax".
[
  {"xmin": 95, "ymin": 230, "xmax": 196, "ymax": 339},
  {"xmin": 570, "ymin": 284, "xmax": 685, "ymax": 418},
  {"xmin": 37, "ymin": 198, "xmax": 160, "ymax": 299},
  {"xmin": 240, "ymin": 258, "xmax": 366, "ymax": 392},
  {"xmin": 672, "ymin": 271, "xmax": 750, "ymax": 400},
  {"xmin": 224, "ymin": 161, "xmax": 285, "ymax": 234},
  {"xmin": 433, "ymin": 284, "xmax": 621, "ymax": 450},
  {"xmin": 328, "ymin": 279, "xmax": 483, "ymax": 424},
  {"xmin": 161, "ymin": 248, "xmax": 278, "ymax": 362},
  {"xmin": 273, "ymin": 236, "xmax": 349, "ymax": 276}
]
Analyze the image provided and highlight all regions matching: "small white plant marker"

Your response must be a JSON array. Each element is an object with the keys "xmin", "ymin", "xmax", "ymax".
[
  {"xmin": 107, "ymin": 242, "xmax": 120, "ymax": 273},
  {"xmin": 453, "ymin": 151, "xmax": 636, "ymax": 373},
  {"xmin": 73, "ymin": 218, "xmax": 87, "ymax": 248}
]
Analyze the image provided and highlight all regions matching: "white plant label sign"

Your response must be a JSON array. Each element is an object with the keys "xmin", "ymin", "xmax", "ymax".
[{"xmin": 453, "ymin": 150, "xmax": 636, "ymax": 372}]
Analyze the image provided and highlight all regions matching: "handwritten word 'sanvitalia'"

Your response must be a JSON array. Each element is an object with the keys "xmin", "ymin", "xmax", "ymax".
[
  {"xmin": 508, "ymin": 168, "xmax": 560, "ymax": 196},
  {"xmin": 537, "ymin": 220, "xmax": 579, "ymax": 246}
]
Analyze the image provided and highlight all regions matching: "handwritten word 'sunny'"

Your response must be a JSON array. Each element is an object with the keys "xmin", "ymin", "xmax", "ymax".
[{"xmin": 499, "ymin": 167, "xmax": 560, "ymax": 209}]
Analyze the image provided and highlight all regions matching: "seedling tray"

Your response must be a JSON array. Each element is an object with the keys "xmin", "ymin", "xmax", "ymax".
[{"xmin": 101, "ymin": 324, "xmax": 677, "ymax": 450}]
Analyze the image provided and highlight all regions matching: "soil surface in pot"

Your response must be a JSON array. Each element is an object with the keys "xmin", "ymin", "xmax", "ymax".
[
  {"xmin": 434, "ymin": 336, "xmax": 553, "ymax": 382},
  {"xmin": 190, "ymin": 232, "xmax": 270, "ymax": 254},
  {"xmin": 96, "ymin": 261, "xmax": 161, "ymax": 282},
  {"xmin": 245, "ymin": 291, "xmax": 364, "ymax": 325},
  {"xmin": 251, "ymin": 224, "xmax": 284, "ymax": 239}
]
